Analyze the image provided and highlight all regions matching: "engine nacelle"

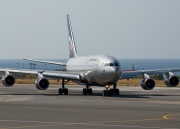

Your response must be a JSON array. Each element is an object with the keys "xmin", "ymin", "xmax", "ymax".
[
  {"xmin": 141, "ymin": 78, "xmax": 155, "ymax": 90},
  {"xmin": 164, "ymin": 76, "xmax": 179, "ymax": 87},
  {"xmin": 35, "ymin": 78, "xmax": 49, "ymax": 90},
  {"xmin": 2, "ymin": 75, "xmax": 15, "ymax": 87}
]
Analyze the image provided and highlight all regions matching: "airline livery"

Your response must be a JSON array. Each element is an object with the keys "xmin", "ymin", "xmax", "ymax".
[{"xmin": 0, "ymin": 15, "xmax": 180, "ymax": 96}]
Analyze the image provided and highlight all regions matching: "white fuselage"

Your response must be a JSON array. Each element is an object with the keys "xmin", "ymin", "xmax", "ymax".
[{"xmin": 66, "ymin": 55, "xmax": 122, "ymax": 86}]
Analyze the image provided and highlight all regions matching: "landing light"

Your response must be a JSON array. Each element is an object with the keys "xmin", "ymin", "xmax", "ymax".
[{"xmin": 105, "ymin": 85, "xmax": 110, "ymax": 89}]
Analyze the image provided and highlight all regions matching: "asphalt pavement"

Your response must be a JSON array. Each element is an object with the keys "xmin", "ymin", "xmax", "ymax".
[{"xmin": 0, "ymin": 84, "xmax": 180, "ymax": 129}]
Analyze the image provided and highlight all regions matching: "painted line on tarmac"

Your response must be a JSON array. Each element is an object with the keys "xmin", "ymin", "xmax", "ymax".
[
  {"xmin": 0, "ymin": 118, "xmax": 170, "ymax": 129},
  {"xmin": 90, "ymin": 118, "xmax": 162, "ymax": 124},
  {"xmin": 162, "ymin": 114, "xmax": 180, "ymax": 120},
  {"xmin": 0, "ymin": 120, "xmax": 64, "ymax": 124},
  {"xmin": 77, "ymin": 123, "xmax": 179, "ymax": 129},
  {"xmin": 0, "ymin": 122, "xmax": 178, "ymax": 129}
]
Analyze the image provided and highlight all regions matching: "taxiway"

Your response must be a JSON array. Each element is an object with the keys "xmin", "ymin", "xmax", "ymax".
[{"xmin": 0, "ymin": 84, "xmax": 180, "ymax": 129}]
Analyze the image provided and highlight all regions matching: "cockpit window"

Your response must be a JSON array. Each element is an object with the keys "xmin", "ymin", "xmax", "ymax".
[
  {"xmin": 104, "ymin": 63, "xmax": 108, "ymax": 66},
  {"xmin": 109, "ymin": 63, "xmax": 114, "ymax": 66},
  {"xmin": 114, "ymin": 62, "xmax": 119, "ymax": 66},
  {"xmin": 104, "ymin": 63, "xmax": 113, "ymax": 66},
  {"xmin": 104, "ymin": 62, "xmax": 119, "ymax": 67}
]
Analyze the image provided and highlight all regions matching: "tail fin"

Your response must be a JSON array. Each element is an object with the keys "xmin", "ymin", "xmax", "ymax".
[{"xmin": 67, "ymin": 15, "xmax": 78, "ymax": 58}]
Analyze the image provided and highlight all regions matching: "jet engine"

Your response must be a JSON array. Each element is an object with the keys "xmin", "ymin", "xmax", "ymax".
[
  {"xmin": 2, "ymin": 75, "xmax": 15, "ymax": 87},
  {"xmin": 35, "ymin": 78, "xmax": 49, "ymax": 90},
  {"xmin": 163, "ymin": 73, "xmax": 179, "ymax": 87},
  {"xmin": 141, "ymin": 78, "xmax": 155, "ymax": 90}
]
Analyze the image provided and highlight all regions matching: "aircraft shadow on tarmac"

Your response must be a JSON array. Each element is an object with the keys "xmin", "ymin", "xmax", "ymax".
[
  {"xmin": 0, "ymin": 94, "xmax": 150, "ymax": 99},
  {"xmin": 0, "ymin": 91, "xmax": 179, "ymax": 99}
]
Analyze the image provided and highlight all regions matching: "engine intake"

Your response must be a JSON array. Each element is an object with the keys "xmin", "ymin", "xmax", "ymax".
[
  {"xmin": 141, "ymin": 78, "xmax": 155, "ymax": 90},
  {"xmin": 2, "ymin": 75, "xmax": 15, "ymax": 87},
  {"xmin": 35, "ymin": 78, "xmax": 49, "ymax": 90},
  {"xmin": 164, "ymin": 76, "xmax": 179, "ymax": 87}
]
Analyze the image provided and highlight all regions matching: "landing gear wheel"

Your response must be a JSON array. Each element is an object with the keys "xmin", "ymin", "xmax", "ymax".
[
  {"xmin": 64, "ymin": 88, "xmax": 68, "ymax": 95},
  {"xmin": 88, "ymin": 88, "xmax": 92, "ymax": 95},
  {"xmin": 107, "ymin": 90, "xmax": 111, "ymax": 97},
  {"xmin": 115, "ymin": 89, "xmax": 120, "ymax": 95},
  {"xmin": 110, "ymin": 89, "xmax": 114, "ymax": 95},
  {"xmin": 59, "ymin": 79, "xmax": 69, "ymax": 95},
  {"xmin": 59, "ymin": 88, "xmax": 63, "ymax": 95},
  {"xmin": 83, "ymin": 88, "xmax": 87, "ymax": 95},
  {"xmin": 58, "ymin": 88, "xmax": 68, "ymax": 95},
  {"xmin": 109, "ymin": 88, "xmax": 120, "ymax": 96}
]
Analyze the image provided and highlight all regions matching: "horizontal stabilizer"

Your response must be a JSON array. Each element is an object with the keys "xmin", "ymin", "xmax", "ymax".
[{"xmin": 23, "ymin": 58, "xmax": 66, "ymax": 66}]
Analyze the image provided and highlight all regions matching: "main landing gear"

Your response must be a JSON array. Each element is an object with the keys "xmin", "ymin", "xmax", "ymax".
[
  {"xmin": 82, "ymin": 84, "xmax": 92, "ymax": 95},
  {"xmin": 58, "ymin": 79, "xmax": 69, "ymax": 95},
  {"xmin": 102, "ymin": 83, "xmax": 119, "ymax": 97},
  {"xmin": 58, "ymin": 80, "xmax": 119, "ymax": 97}
]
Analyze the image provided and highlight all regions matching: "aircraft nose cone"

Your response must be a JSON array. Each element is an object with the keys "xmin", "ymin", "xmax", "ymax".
[
  {"xmin": 110, "ymin": 67, "xmax": 116, "ymax": 72},
  {"xmin": 109, "ymin": 66, "xmax": 120, "ymax": 72}
]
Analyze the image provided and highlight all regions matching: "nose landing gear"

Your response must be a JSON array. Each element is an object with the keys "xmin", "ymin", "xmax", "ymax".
[
  {"xmin": 102, "ymin": 85, "xmax": 111, "ymax": 96},
  {"xmin": 102, "ymin": 83, "xmax": 119, "ymax": 97}
]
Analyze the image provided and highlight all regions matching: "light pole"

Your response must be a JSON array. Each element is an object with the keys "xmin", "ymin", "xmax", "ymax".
[
  {"xmin": 23, "ymin": 63, "xmax": 25, "ymax": 69},
  {"xmin": 29, "ymin": 63, "xmax": 33, "ymax": 69},
  {"xmin": 132, "ymin": 64, "xmax": 134, "ymax": 70},
  {"xmin": 17, "ymin": 63, "xmax": 19, "ymax": 68},
  {"xmin": 45, "ymin": 64, "xmax": 47, "ymax": 70},
  {"xmin": 33, "ymin": 64, "xmax": 36, "ymax": 69}
]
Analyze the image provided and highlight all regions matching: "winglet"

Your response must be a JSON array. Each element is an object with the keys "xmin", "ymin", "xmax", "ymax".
[{"xmin": 67, "ymin": 15, "xmax": 78, "ymax": 58}]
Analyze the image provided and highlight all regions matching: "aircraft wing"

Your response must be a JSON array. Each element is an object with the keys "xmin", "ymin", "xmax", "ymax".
[
  {"xmin": 0, "ymin": 68, "xmax": 80, "ymax": 80},
  {"xmin": 22, "ymin": 58, "xmax": 66, "ymax": 66},
  {"xmin": 42, "ymin": 71, "xmax": 80, "ymax": 80},
  {"xmin": 121, "ymin": 68, "xmax": 180, "ymax": 79},
  {"xmin": 0, "ymin": 68, "xmax": 42, "ymax": 74}
]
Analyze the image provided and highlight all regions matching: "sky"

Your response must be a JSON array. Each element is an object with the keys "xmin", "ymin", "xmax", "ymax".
[{"xmin": 0, "ymin": 0, "xmax": 180, "ymax": 59}]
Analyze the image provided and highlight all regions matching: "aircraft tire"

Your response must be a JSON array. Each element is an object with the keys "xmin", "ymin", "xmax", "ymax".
[
  {"xmin": 83, "ymin": 88, "xmax": 87, "ymax": 95},
  {"xmin": 110, "ymin": 89, "xmax": 114, "ymax": 95},
  {"xmin": 107, "ymin": 90, "xmax": 111, "ymax": 97},
  {"xmin": 115, "ymin": 89, "xmax": 120, "ymax": 95},
  {"xmin": 88, "ymin": 88, "xmax": 92, "ymax": 95},
  {"xmin": 64, "ymin": 88, "xmax": 68, "ymax": 95},
  {"xmin": 59, "ymin": 88, "xmax": 63, "ymax": 95}
]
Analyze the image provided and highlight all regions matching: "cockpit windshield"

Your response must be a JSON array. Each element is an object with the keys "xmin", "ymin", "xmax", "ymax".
[
  {"xmin": 109, "ymin": 63, "xmax": 114, "ymax": 66},
  {"xmin": 114, "ymin": 62, "xmax": 119, "ymax": 66},
  {"xmin": 104, "ymin": 62, "xmax": 119, "ymax": 67}
]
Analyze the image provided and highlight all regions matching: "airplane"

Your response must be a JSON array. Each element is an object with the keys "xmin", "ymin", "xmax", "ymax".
[{"xmin": 0, "ymin": 15, "xmax": 180, "ymax": 96}]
